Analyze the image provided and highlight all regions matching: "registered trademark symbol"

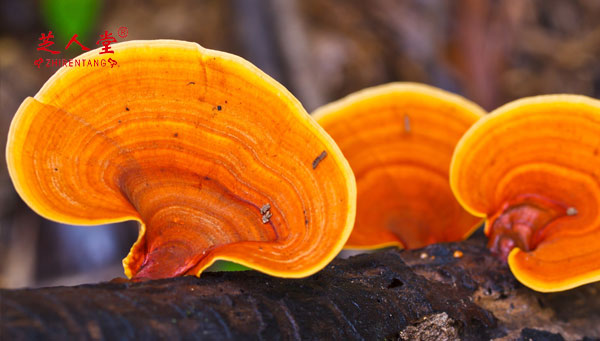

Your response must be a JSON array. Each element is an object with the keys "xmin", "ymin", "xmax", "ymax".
[{"xmin": 118, "ymin": 26, "xmax": 128, "ymax": 38}]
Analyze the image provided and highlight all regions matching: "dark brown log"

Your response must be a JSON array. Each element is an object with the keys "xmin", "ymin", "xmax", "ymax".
[{"xmin": 1, "ymin": 233, "xmax": 599, "ymax": 340}]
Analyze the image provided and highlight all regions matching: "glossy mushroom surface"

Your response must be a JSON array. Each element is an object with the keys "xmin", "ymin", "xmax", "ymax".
[
  {"xmin": 6, "ymin": 40, "xmax": 356, "ymax": 279},
  {"xmin": 450, "ymin": 95, "xmax": 600, "ymax": 292},
  {"xmin": 313, "ymin": 83, "xmax": 484, "ymax": 250}
]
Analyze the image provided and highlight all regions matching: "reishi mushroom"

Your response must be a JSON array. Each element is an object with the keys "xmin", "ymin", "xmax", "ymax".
[
  {"xmin": 6, "ymin": 40, "xmax": 356, "ymax": 280},
  {"xmin": 313, "ymin": 83, "xmax": 485, "ymax": 250},
  {"xmin": 450, "ymin": 95, "xmax": 600, "ymax": 292}
]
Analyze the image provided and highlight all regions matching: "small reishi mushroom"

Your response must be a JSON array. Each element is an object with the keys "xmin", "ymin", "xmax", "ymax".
[
  {"xmin": 6, "ymin": 40, "xmax": 356, "ymax": 279},
  {"xmin": 450, "ymin": 95, "xmax": 600, "ymax": 292},
  {"xmin": 312, "ymin": 83, "xmax": 485, "ymax": 250}
]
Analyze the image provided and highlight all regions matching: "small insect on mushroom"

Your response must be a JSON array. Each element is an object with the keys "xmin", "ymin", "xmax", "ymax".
[
  {"xmin": 6, "ymin": 40, "xmax": 357, "ymax": 280},
  {"xmin": 450, "ymin": 95, "xmax": 600, "ymax": 292},
  {"xmin": 313, "ymin": 83, "xmax": 485, "ymax": 250}
]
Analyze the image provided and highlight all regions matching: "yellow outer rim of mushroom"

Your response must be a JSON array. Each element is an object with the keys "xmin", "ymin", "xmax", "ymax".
[
  {"xmin": 6, "ymin": 40, "xmax": 357, "ymax": 279},
  {"xmin": 508, "ymin": 248, "xmax": 600, "ymax": 292},
  {"xmin": 313, "ymin": 82, "xmax": 486, "ymax": 132},
  {"xmin": 449, "ymin": 94, "xmax": 600, "ymax": 219},
  {"xmin": 342, "ymin": 241, "xmax": 405, "ymax": 251},
  {"xmin": 313, "ymin": 82, "xmax": 486, "ymax": 248}
]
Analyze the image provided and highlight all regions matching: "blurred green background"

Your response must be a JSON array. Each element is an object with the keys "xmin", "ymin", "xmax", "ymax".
[{"xmin": 0, "ymin": 0, "xmax": 599, "ymax": 287}]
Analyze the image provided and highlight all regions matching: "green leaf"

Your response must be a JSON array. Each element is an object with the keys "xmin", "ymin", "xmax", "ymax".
[{"xmin": 205, "ymin": 260, "xmax": 252, "ymax": 272}]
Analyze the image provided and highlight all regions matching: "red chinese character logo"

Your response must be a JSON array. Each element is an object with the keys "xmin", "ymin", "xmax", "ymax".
[
  {"xmin": 107, "ymin": 58, "xmax": 117, "ymax": 68},
  {"xmin": 37, "ymin": 31, "xmax": 60, "ymax": 54},
  {"xmin": 96, "ymin": 31, "xmax": 117, "ymax": 54},
  {"xmin": 34, "ymin": 58, "xmax": 44, "ymax": 68},
  {"xmin": 65, "ymin": 34, "xmax": 90, "ymax": 51}
]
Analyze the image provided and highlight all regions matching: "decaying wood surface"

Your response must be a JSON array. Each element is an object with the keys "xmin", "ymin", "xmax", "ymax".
[{"xmin": 1, "ymin": 233, "xmax": 599, "ymax": 340}]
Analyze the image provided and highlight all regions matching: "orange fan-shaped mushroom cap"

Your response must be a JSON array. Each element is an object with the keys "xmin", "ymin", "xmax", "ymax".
[
  {"xmin": 450, "ymin": 95, "xmax": 600, "ymax": 292},
  {"xmin": 313, "ymin": 83, "xmax": 484, "ymax": 250},
  {"xmin": 6, "ymin": 40, "xmax": 356, "ymax": 279}
]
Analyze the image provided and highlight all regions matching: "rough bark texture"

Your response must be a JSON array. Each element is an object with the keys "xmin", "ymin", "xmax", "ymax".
[{"xmin": 1, "ymin": 234, "xmax": 599, "ymax": 340}]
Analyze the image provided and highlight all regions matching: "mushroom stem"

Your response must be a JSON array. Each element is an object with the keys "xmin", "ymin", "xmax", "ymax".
[
  {"xmin": 135, "ymin": 240, "xmax": 204, "ymax": 279},
  {"xmin": 486, "ymin": 194, "xmax": 570, "ymax": 261},
  {"xmin": 118, "ymin": 167, "xmax": 277, "ymax": 279}
]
